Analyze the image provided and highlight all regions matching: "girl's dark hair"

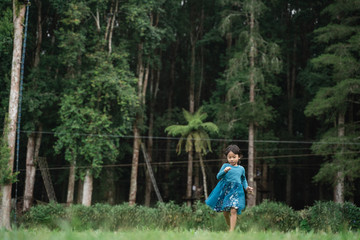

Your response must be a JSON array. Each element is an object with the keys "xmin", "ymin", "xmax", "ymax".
[{"xmin": 224, "ymin": 144, "xmax": 243, "ymax": 157}]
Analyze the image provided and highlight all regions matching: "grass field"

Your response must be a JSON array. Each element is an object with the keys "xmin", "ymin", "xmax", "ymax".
[{"xmin": 0, "ymin": 230, "xmax": 359, "ymax": 240}]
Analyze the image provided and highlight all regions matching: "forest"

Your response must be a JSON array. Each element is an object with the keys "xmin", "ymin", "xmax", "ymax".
[{"xmin": 0, "ymin": 0, "xmax": 359, "ymax": 229}]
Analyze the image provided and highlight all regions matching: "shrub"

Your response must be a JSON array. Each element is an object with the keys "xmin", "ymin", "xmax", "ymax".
[
  {"xmin": 301, "ymin": 201, "xmax": 360, "ymax": 232},
  {"xmin": 21, "ymin": 202, "xmax": 66, "ymax": 229},
  {"xmin": 238, "ymin": 200, "xmax": 301, "ymax": 232},
  {"xmin": 20, "ymin": 200, "xmax": 359, "ymax": 232}
]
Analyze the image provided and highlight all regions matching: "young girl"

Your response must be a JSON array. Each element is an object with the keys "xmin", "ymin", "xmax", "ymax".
[{"xmin": 205, "ymin": 144, "xmax": 253, "ymax": 231}]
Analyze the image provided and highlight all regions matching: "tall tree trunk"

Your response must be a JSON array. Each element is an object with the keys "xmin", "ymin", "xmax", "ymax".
[
  {"xmin": 108, "ymin": 0, "xmax": 118, "ymax": 54},
  {"xmin": 129, "ymin": 120, "xmax": 141, "ymax": 205},
  {"xmin": 82, "ymin": 169, "xmax": 93, "ymax": 206},
  {"xmin": 199, "ymin": 154, "xmax": 208, "ymax": 199},
  {"xmin": 22, "ymin": 133, "xmax": 35, "ymax": 211},
  {"xmin": 77, "ymin": 179, "xmax": 84, "ymax": 204},
  {"xmin": 189, "ymin": 36, "xmax": 196, "ymax": 114},
  {"xmin": 66, "ymin": 159, "xmax": 76, "ymax": 206},
  {"xmin": 145, "ymin": 58, "xmax": 161, "ymax": 206},
  {"xmin": 334, "ymin": 112, "xmax": 345, "ymax": 203},
  {"xmin": 129, "ymin": 41, "xmax": 147, "ymax": 205},
  {"xmin": 0, "ymin": 1, "xmax": 26, "ymax": 229},
  {"xmin": 186, "ymin": 151, "xmax": 193, "ymax": 206},
  {"xmin": 104, "ymin": 0, "xmax": 114, "ymax": 42},
  {"xmin": 144, "ymin": 73, "xmax": 154, "ymax": 207},
  {"xmin": 33, "ymin": 0, "xmax": 42, "ymax": 67},
  {"xmin": 22, "ymin": 125, "xmax": 42, "ymax": 211},
  {"xmin": 247, "ymin": 3, "xmax": 256, "ymax": 207}
]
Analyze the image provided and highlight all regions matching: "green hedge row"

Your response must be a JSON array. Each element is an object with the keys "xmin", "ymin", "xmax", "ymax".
[{"xmin": 19, "ymin": 200, "xmax": 360, "ymax": 232}]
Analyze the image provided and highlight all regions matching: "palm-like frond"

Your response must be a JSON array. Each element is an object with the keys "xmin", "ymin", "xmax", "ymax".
[
  {"xmin": 201, "ymin": 122, "xmax": 219, "ymax": 134},
  {"xmin": 165, "ymin": 107, "xmax": 219, "ymax": 155},
  {"xmin": 165, "ymin": 125, "xmax": 191, "ymax": 136}
]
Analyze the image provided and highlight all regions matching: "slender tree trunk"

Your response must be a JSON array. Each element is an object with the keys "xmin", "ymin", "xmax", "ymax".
[
  {"xmin": 66, "ymin": 159, "xmax": 76, "ymax": 206},
  {"xmin": 199, "ymin": 154, "xmax": 208, "ymax": 199},
  {"xmin": 22, "ymin": 125, "xmax": 42, "ymax": 211},
  {"xmin": 34, "ymin": 0, "xmax": 42, "ymax": 67},
  {"xmin": 334, "ymin": 112, "xmax": 345, "ymax": 203},
  {"xmin": 77, "ymin": 179, "xmax": 84, "ymax": 204},
  {"xmin": 108, "ymin": 0, "xmax": 118, "ymax": 54},
  {"xmin": 145, "ymin": 73, "xmax": 154, "ymax": 207},
  {"xmin": 186, "ymin": 151, "xmax": 193, "ymax": 206},
  {"xmin": 194, "ymin": 160, "xmax": 200, "ymax": 199},
  {"xmin": 129, "ymin": 40, "xmax": 147, "ymax": 205},
  {"xmin": 189, "ymin": 37, "xmax": 196, "ymax": 114},
  {"xmin": 247, "ymin": 3, "xmax": 256, "ymax": 207},
  {"xmin": 22, "ymin": 133, "xmax": 35, "ymax": 211},
  {"xmin": 82, "ymin": 169, "xmax": 93, "ymax": 206},
  {"xmin": 0, "ymin": 1, "xmax": 26, "ymax": 229},
  {"xmin": 104, "ymin": 0, "xmax": 114, "ymax": 41},
  {"xmin": 129, "ymin": 119, "xmax": 141, "ymax": 205}
]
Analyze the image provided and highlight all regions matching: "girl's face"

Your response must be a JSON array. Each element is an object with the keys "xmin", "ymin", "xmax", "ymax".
[{"xmin": 227, "ymin": 151, "xmax": 240, "ymax": 166}]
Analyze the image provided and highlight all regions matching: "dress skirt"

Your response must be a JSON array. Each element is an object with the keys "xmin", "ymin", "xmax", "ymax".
[{"xmin": 205, "ymin": 180, "xmax": 245, "ymax": 214}]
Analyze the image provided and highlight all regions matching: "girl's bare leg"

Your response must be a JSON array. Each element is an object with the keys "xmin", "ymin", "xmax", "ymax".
[
  {"xmin": 223, "ymin": 211, "xmax": 230, "ymax": 227},
  {"xmin": 229, "ymin": 208, "xmax": 237, "ymax": 231}
]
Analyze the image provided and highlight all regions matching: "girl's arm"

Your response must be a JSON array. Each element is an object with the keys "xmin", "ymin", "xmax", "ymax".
[{"xmin": 216, "ymin": 164, "xmax": 228, "ymax": 180}]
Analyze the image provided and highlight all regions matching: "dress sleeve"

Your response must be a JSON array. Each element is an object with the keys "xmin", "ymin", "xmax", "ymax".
[
  {"xmin": 241, "ymin": 167, "xmax": 248, "ymax": 189},
  {"xmin": 216, "ymin": 164, "xmax": 228, "ymax": 180}
]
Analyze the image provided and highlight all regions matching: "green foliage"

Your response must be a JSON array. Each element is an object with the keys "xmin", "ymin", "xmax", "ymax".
[
  {"xmin": 238, "ymin": 200, "xmax": 301, "ymax": 232},
  {"xmin": 20, "ymin": 201, "xmax": 360, "ymax": 232},
  {"xmin": 304, "ymin": 0, "xmax": 360, "ymax": 192},
  {"xmin": 20, "ymin": 201, "xmax": 223, "ymax": 231},
  {"xmin": 301, "ymin": 201, "xmax": 360, "ymax": 232},
  {"xmin": 21, "ymin": 202, "xmax": 67, "ymax": 229},
  {"xmin": 165, "ymin": 108, "xmax": 219, "ymax": 155},
  {"xmin": 305, "ymin": 79, "xmax": 360, "ymax": 118}
]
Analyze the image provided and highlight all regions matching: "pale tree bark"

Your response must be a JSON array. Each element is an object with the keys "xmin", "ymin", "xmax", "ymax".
[
  {"xmin": 334, "ymin": 112, "xmax": 345, "ymax": 203},
  {"xmin": 82, "ymin": 169, "xmax": 93, "ymax": 206},
  {"xmin": 22, "ymin": 125, "xmax": 42, "ymax": 211},
  {"xmin": 22, "ymin": 133, "xmax": 35, "ymax": 211},
  {"xmin": 129, "ymin": 41, "xmax": 146, "ymax": 205},
  {"xmin": 104, "ymin": 0, "xmax": 114, "ymax": 41},
  {"xmin": 108, "ymin": 0, "xmax": 119, "ymax": 54},
  {"xmin": 0, "ymin": 1, "xmax": 26, "ymax": 229},
  {"xmin": 129, "ymin": 120, "xmax": 141, "ymax": 205},
  {"xmin": 199, "ymin": 154, "xmax": 208, "ymax": 199},
  {"xmin": 247, "ymin": 4, "xmax": 256, "ymax": 207},
  {"xmin": 145, "ymin": 52, "xmax": 161, "ymax": 206},
  {"xmin": 66, "ymin": 158, "xmax": 76, "ymax": 206}
]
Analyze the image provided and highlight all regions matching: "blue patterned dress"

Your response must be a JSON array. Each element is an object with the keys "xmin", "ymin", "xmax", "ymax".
[{"xmin": 205, "ymin": 163, "xmax": 248, "ymax": 214}]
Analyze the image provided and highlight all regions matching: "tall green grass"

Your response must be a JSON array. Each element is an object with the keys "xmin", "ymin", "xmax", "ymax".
[{"xmin": 1, "ymin": 229, "xmax": 359, "ymax": 240}]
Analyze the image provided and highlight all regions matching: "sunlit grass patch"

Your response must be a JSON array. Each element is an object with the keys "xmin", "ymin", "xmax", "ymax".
[{"xmin": 1, "ymin": 229, "xmax": 359, "ymax": 240}]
